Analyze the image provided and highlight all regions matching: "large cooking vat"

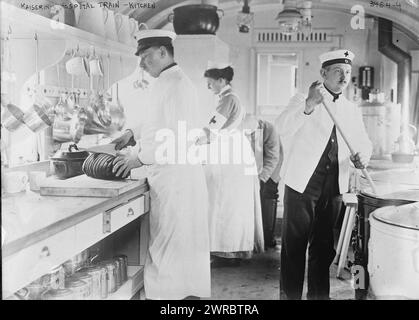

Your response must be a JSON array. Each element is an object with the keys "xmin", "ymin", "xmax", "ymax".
[
  {"xmin": 368, "ymin": 202, "xmax": 419, "ymax": 299},
  {"xmin": 354, "ymin": 168, "xmax": 419, "ymax": 299}
]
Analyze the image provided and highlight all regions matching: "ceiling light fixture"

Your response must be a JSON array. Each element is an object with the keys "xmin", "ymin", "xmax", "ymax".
[
  {"xmin": 275, "ymin": 0, "xmax": 302, "ymax": 36},
  {"xmin": 236, "ymin": 0, "xmax": 254, "ymax": 33}
]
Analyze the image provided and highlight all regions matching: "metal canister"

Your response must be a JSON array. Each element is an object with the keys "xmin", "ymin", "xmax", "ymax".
[
  {"xmin": 80, "ymin": 265, "xmax": 108, "ymax": 299},
  {"xmin": 14, "ymin": 287, "xmax": 30, "ymax": 300},
  {"xmin": 41, "ymin": 288, "xmax": 74, "ymax": 300},
  {"xmin": 26, "ymin": 282, "xmax": 47, "ymax": 300},
  {"xmin": 40, "ymin": 265, "xmax": 65, "ymax": 290},
  {"xmin": 79, "ymin": 249, "xmax": 90, "ymax": 269},
  {"xmin": 72, "ymin": 272, "xmax": 93, "ymax": 299},
  {"xmin": 99, "ymin": 260, "xmax": 117, "ymax": 294},
  {"xmin": 113, "ymin": 255, "xmax": 128, "ymax": 283},
  {"xmin": 63, "ymin": 257, "xmax": 80, "ymax": 276},
  {"xmin": 65, "ymin": 277, "xmax": 90, "ymax": 300},
  {"xmin": 113, "ymin": 258, "xmax": 122, "ymax": 288}
]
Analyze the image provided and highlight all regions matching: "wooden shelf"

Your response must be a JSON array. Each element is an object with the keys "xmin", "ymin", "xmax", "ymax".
[
  {"xmin": 0, "ymin": 1, "xmax": 136, "ymax": 57},
  {"xmin": 106, "ymin": 265, "xmax": 144, "ymax": 300}
]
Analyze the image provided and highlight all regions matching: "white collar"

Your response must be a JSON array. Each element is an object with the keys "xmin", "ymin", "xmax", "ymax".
[
  {"xmin": 218, "ymin": 84, "xmax": 232, "ymax": 97},
  {"xmin": 159, "ymin": 64, "xmax": 180, "ymax": 78}
]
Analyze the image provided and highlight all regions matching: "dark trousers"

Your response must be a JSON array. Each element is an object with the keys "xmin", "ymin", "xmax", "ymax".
[
  {"xmin": 260, "ymin": 179, "xmax": 279, "ymax": 247},
  {"xmin": 280, "ymin": 185, "xmax": 342, "ymax": 300}
]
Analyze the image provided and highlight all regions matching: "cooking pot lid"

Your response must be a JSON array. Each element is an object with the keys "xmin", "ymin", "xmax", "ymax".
[
  {"xmin": 362, "ymin": 169, "xmax": 419, "ymax": 186},
  {"xmin": 51, "ymin": 144, "xmax": 89, "ymax": 160},
  {"xmin": 371, "ymin": 202, "xmax": 419, "ymax": 230},
  {"xmin": 361, "ymin": 189, "xmax": 419, "ymax": 201}
]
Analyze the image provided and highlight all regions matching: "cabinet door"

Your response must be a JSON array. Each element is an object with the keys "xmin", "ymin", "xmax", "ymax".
[
  {"xmin": 2, "ymin": 227, "xmax": 76, "ymax": 296},
  {"xmin": 109, "ymin": 193, "xmax": 148, "ymax": 233}
]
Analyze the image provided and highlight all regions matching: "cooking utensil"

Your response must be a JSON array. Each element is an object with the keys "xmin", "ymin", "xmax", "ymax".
[
  {"xmin": 99, "ymin": 260, "xmax": 117, "ymax": 293},
  {"xmin": 72, "ymin": 272, "xmax": 93, "ymax": 298},
  {"xmin": 23, "ymin": 100, "xmax": 54, "ymax": 133},
  {"xmin": 51, "ymin": 143, "xmax": 89, "ymax": 179},
  {"xmin": 40, "ymin": 265, "xmax": 65, "ymax": 290},
  {"xmin": 1, "ymin": 102, "xmax": 26, "ymax": 132},
  {"xmin": 168, "ymin": 4, "xmax": 224, "ymax": 35},
  {"xmin": 26, "ymin": 282, "xmax": 47, "ymax": 300},
  {"xmin": 113, "ymin": 255, "xmax": 128, "ymax": 283},
  {"xmin": 391, "ymin": 152, "xmax": 415, "ymax": 163},
  {"xmin": 82, "ymin": 152, "xmax": 126, "ymax": 180},
  {"xmin": 369, "ymin": 202, "xmax": 419, "ymax": 299},
  {"xmin": 81, "ymin": 143, "xmax": 117, "ymax": 156},
  {"xmin": 65, "ymin": 277, "xmax": 90, "ymax": 300},
  {"xmin": 320, "ymin": 96, "xmax": 378, "ymax": 194},
  {"xmin": 41, "ymin": 288, "xmax": 74, "ymax": 300},
  {"xmin": 88, "ymin": 47, "xmax": 104, "ymax": 77},
  {"xmin": 113, "ymin": 258, "xmax": 123, "ymax": 288},
  {"xmin": 66, "ymin": 48, "xmax": 89, "ymax": 77},
  {"xmin": 80, "ymin": 265, "xmax": 108, "ymax": 299}
]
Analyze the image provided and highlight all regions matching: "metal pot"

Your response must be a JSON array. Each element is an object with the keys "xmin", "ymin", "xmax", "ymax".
[
  {"xmin": 40, "ymin": 265, "xmax": 66, "ymax": 290},
  {"xmin": 354, "ymin": 189, "xmax": 419, "ymax": 300},
  {"xmin": 26, "ymin": 282, "xmax": 47, "ymax": 300},
  {"xmin": 80, "ymin": 265, "xmax": 108, "ymax": 299},
  {"xmin": 41, "ymin": 288, "xmax": 74, "ymax": 300},
  {"xmin": 51, "ymin": 144, "xmax": 89, "ymax": 179},
  {"xmin": 14, "ymin": 287, "xmax": 30, "ymax": 300},
  {"xmin": 65, "ymin": 277, "xmax": 90, "ymax": 300},
  {"xmin": 1, "ymin": 103, "xmax": 26, "ymax": 132},
  {"xmin": 23, "ymin": 103, "xmax": 53, "ymax": 133},
  {"xmin": 369, "ymin": 202, "xmax": 419, "ymax": 299},
  {"xmin": 72, "ymin": 272, "xmax": 93, "ymax": 299},
  {"xmin": 168, "ymin": 4, "xmax": 224, "ymax": 35},
  {"xmin": 114, "ymin": 255, "xmax": 128, "ymax": 283}
]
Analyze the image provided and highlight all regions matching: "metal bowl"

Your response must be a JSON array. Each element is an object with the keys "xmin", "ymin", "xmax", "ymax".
[{"xmin": 391, "ymin": 152, "xmax": 415, "ymax": 163}]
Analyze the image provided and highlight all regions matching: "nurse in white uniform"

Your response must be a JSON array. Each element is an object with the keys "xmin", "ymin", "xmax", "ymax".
[{"xmin": 197, "ymin": 61, "xmax": 264, "ymax": 266}]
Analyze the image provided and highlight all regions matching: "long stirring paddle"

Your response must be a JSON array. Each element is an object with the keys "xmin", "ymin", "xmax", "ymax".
[{"xmin": 319, "ymin": 89, "xmax": 378, "ymax": 195}]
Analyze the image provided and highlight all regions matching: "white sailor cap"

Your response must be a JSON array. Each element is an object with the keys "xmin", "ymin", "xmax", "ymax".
[
  {"xmin": 319, "ymin": 49, "xmax": 355, "ymax": 68},
  {"xmin": 134, "ymin": 29, "xmax": 177, "ymax": 56},
  {"xmin": 206, "ymin": 60, "xmax": 233, "ymax": 70}
]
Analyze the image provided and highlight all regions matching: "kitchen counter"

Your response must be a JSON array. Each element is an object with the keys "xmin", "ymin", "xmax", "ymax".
[{"xmin": 2, "ymin": 177, "xmax": 148, "ymax": 257}]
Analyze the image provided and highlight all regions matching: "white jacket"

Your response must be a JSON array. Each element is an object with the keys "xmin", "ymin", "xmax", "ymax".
[{"xmin": 275, "ymin": 91, "xmax": 372, "ymax": 194}]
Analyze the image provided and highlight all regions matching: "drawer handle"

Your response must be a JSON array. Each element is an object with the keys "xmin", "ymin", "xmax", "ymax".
[
  {"xmin": 40, "ymin": 246, "xmax": 50, "ymax": 258},
  {"xmin": 127, "ymin": 208, "xmax": 134, "ymax": 217}
]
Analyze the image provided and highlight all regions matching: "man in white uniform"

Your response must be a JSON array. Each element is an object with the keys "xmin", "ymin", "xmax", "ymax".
[
  {"xmin": 275, "ymin": 49, "xmax": 372, "ymax": 300},
  {"xmin": 111, "ymin": 30, "xmax": 210, "ymax": 300}
]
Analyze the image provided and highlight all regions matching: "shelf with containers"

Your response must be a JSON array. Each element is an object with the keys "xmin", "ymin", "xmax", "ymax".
[{"xmin": 2, "ymin": 181, "xmax": 150, "ymax": 300}]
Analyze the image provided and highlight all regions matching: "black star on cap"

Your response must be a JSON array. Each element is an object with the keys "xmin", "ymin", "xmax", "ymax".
[{"xmin": 344, "ymin": 51, "xmax": 349, "ymax": 57}]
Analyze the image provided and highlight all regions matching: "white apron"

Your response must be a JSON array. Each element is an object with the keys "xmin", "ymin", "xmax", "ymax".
[
  {"xmin": 133, "ymin": 66, "xmax": 211, "ymax": 300},
  {"xmin": 203, "ymin": 92, "xmax": 264, "ymax": 253},
  {"xmin": 145, "ymin": 163, "xmax": 210, "ymax": 299}
]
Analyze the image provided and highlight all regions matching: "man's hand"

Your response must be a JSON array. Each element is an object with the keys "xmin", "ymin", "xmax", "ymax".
[
  {"xmin": 111, "ymin": 130, "xmax": 135, "ymax": 151},
  {"xmin": 195, "ymin": 127, "xmax": 212, "ymax": 145},
  {"xmin": 350, "ymin": 152, "xmax": 369, "ymax": 169},
  {"xmin": 305, "ymin": 81, "xmax": 324, "ymax": 114},
  {"xmin": 112, "ymin": 150, "xmax": 143, "ymax": 178}
]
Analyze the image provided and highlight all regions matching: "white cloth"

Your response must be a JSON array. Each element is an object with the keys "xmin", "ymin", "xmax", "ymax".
[
  {"xmin": 131, "ymin": 65, "xmax": 210, "ymax": 300},
  {"xmin": 275, "ymin": 90, "xmax": 372, "ymax": 194},
  {"xmin": 202, "ymin": 89, "xmax": 264, "ymax": 253}
]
